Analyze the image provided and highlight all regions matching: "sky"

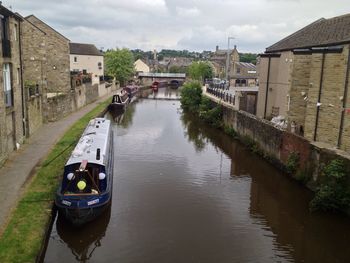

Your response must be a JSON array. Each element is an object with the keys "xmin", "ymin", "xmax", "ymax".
[{"xmin": 5, "ymin": 0, "xmax": 350, "ymax": 53}]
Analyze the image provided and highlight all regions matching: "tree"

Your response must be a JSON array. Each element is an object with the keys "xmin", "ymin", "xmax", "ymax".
[
  {"xmin": 188, "ymin": 61, "xmax": 213, "ymax": 82},
  {"xmin": 104, "ymin": 48, "xmax": 135, "ymax": 86},
  {"xmin": 180, "ymin": 81, "xmax": 203, "ymax": 112},
  {"xmin": 239, "ymin": 53, "xmax": 258, "ymax": 64}
]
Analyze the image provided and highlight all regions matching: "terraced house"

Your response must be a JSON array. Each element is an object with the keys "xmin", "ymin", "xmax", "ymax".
[
  {"xmin": 257, "ymin": 13, "xmax": 350, "ymax": 152},
  {"xmin": 0, "ymin": 6, "xmax": 23, "ymax": 165}
]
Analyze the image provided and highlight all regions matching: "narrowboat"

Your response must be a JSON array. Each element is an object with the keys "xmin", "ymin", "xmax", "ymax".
[
  {"xmin": 151, "ymin": 80, "xmax": 168, "ymax": 91},
  {"xmin": 55, "ymin": 118, "xmax": 114, "ymax": 225},
  {"xmin": 123, "ymin": 85, "xmax": 139, "ymax": 102},
  {"xmin": 109, "ymin": 92, "xmax": 129, "ymax": 112},
  {"xmin": 151, "ymin": 81, "xmax": 159, "ymax": 91}
]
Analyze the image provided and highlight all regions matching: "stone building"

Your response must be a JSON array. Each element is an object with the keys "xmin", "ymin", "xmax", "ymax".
[
  {"xmin": 22, "ymin": 15, "xmax": 71, "ymax": 122},
  {"xmin": 210, "ymin": 45, "xmax": 240, "ymax": 79},
  {"xmin": 70, "ymin": 42, "xmax": 104, "ymax": 84},
  {"xmin": 257, "ymin": 14, "xmax": 350, "ymax": 151},
  {"xmin": 20, "ymin": 15, "xmax": 47, "ymax": 136},
  {"xmin": 231, "ymin": 62, "xmax": 257, "ymax": 87},
  {"xmin": 0, "ymin": 6, "xmax": 24, "ymax": 165}
]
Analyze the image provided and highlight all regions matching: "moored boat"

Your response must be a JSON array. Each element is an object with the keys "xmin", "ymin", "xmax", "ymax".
[
  {"xmin": 109, "ymin": 92, "xmax": 129, "ymax": 112},
  {"xmin": 123, "ymin": 85, "xmax": 139, "ymax": 102},
  {"xmin": 55, "ymin": 118, "xmax": 114, "ymax": 225}
]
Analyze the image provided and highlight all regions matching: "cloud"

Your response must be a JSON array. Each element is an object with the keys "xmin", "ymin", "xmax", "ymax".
[{"xmin": 4, "ymin": 0, "xmax": 350, "ymax": 53}]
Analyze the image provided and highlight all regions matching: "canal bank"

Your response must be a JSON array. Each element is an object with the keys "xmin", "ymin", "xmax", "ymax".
[
  {"xmin": 0, "ymin": 94, "xmax": 113, "ymax": 263},
  {"xmin": 202, "ymin": 86, "xmax": 350, "ymax": 214}
]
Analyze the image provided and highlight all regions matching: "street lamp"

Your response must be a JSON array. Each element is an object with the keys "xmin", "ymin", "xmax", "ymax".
[{"xmin": 225, "ymin": 37, "xmax": 235, "ymax": 82}]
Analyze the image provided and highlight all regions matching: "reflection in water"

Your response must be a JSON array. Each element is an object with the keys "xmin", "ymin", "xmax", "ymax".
[
  {"xmin": 146, "ymin": 87, "xmax": 181, "ymax": 100},
  {"xmin": 181, "ymin": 112, "xmax": 350, "ymax": 263},
  {"xmin": 44, "ymin": 98, "xmax": 350, "ymax": 263},
  {"xmin": 46, "ymin": 206, "xmax": 111, "ymax": 262},
  {"xmin": 108, "ymin": 102, "xmax": 136, "ymax": 128}
]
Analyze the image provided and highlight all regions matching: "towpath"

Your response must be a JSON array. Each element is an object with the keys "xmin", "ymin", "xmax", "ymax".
[{"xmin": 0, "ymin": 93, "xmax": 115, "ymax": 235}]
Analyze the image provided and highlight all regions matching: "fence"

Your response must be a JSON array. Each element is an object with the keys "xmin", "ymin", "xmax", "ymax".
[{"xmin": 206, "ymin": 86, "xmax": 235, "ymax": 105}]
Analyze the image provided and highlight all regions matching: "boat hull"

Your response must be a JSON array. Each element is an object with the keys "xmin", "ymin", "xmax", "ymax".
[{"xmin": 56, "ymin": 201, "xmax": 111, "ymax": 226}]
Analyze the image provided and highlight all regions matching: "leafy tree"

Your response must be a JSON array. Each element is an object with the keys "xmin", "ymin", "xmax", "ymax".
[
  {"xmin": 104, "ymin": 48, "xmax": 135, "ymax": 86},
  {"xmin": 239, "ymin": 53, "xmax": 258, "ymax": 64},
  {"xmin": 180, "ymin": 81, "xmax": 203, "ymax": 112},
  {"xmin": 188, "ymin": 61, "xmax": 213, "ymax": 82},
  {"xmin": 169, "ymin": 65, "xmax": 187, "ymax": 74}
]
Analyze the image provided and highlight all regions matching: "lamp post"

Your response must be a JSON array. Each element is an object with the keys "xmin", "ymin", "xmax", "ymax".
[{"xmin": 225, "ymin": 37, "xmax": 235, "ymax": 81}]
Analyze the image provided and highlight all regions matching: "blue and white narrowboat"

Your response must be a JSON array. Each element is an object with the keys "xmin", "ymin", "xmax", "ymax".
[{"xmin": 55, "ymin": 118, "xmax": 114, "ymax": 225}]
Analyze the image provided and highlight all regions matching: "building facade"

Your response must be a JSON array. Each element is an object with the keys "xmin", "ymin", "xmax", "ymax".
[
  {"xmin": 210, "ymin": 45, "xmax": 240, "ymax": 79},
  {"xmin": 25, "ymin": 15, "xmax": 70, "ymax": 94},
  {"xmin": 134, "ymin": 59, "xmax": 150, "ymax": 73},
  {"xmin": 257, "ymin": 14, "xmax": 350, "ymax": 152},
  {"xmin": 70, "ymin": 42, "xmax": 104, "ymax": 85},
  {"xmin": 20, "ymin": 16, "xmax": 47, "ymax": 136},
  {"xmin": 0, "ymin": 6, "xmax": 24, "ymax": 165}
]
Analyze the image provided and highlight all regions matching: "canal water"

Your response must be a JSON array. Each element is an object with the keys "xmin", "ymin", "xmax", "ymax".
[{"xmin": 44, "ymin": 89, "xmax": 350, "ymax": 263}]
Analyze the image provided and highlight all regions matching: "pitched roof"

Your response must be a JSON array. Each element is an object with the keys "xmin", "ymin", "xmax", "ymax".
[
  {"xmin": 235, "ymin": 62, "xmax": 256, "ymax": 70},
  {"xmin": 69, "ymin": 43, "xmax": 103, "ymax": 56},
  {"xmin": 266, "ymin": 14, "xmax": 350, "ymax": 53},
  {"xmin": 25, "ymin": 15, "xmax": 69, "ymax": 41}
]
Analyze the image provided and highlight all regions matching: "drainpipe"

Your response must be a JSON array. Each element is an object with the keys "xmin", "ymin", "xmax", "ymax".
[
  {"xmin": 18, "ymin": 20, "xmax": 26, "ymax": 137},
  {"xmin": 337, "ymin": 45, "xmax": 350, "ymax": 148},
  {"xmin": 313, "ymin": 52, "xmax": 326, "ymax": 141},
  {"xmin": 263, "ymin": 56, "xmax": 271, "ymax": 118}
]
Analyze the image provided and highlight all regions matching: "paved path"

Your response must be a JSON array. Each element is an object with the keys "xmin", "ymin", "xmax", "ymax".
[{"xmin": 0, "ymin": 93, "xmax": 115, "ymax": 235}]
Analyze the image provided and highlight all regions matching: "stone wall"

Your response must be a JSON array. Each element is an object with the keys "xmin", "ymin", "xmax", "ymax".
[
  {"xmin": 209, "ymin": 92, "xmax": 349, "ymax": 186},
  {"xmin": 287, "ymin": 54, "xmax": 311, "ymax": 131},
  {"xmin": 85, "ymin": 84, "xmax": 99, "ymax": 104},
  {"xmin": 21, "ymin": 18, "xmax": 47, "ymax": 135},
  {"xmin": 26, "ymin": 95, "xmax": 43, "ymax": 136},
  {"xmin": 0, "ymin": 15, "xmax": 24, "ymax": 166},
  {"xmin": 45, "ymin": 93, "xmax": 73, "ymax": 122},
  {"xmin": 25, "ymin": 15, "xmax": 70, "ymax": 94}
]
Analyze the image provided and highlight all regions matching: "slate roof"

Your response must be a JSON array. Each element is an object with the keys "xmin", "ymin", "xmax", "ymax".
[
  {"xmin": 235, "ymin": 62, "xmax": 256, "ymax": 70},
  {"xmin": 70, "ymin": 43, "xmax": 103, "ymax": 56},
  {"xmin": 266, "ymin": 14, "xmax": 350, "ymax": 53}
]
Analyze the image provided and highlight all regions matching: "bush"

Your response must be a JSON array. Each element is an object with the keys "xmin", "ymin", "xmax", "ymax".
[
  {"xmin": 310, "ymin": 159, "xmax": 350, "ymax": 212},
  {"xmin": 224, "ymin": 125, "xmax": 237, "ymax": 138},
  {"xmin": 180, "ymin": 81, "xmax": 203, "ymax": 112},
  {"xmin": 286, "ymin": 152, "xmax": 300, "ymax": 174}
]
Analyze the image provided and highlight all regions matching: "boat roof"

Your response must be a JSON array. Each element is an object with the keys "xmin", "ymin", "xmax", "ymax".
[{"xmin": 66, "ymin": 118, "xmax": 111, "ymax": 167}]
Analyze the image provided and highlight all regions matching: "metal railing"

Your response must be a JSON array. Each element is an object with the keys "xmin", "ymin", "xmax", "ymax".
[{"xmin": 206, "ymin": 86, "xmax": 235, "ymax": 105}]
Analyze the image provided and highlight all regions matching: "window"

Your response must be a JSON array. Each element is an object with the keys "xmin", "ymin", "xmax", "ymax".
[
  {"xmin": 14, "ymin": 24, "xmax": 18, "ymax": 41},
  {"xmin": 98, "ymin": 62, "xmax": 102, "ymax": 70},
  {"xmin": 74, "ymin": 56, "xmax": 78, "ymax": 62},
  {"xmin": 3, "ymin": 63, "xmax": 12, "ymax": 107},
  {"xmin": 236, "ymin": 67, "xmax": 241, "ymax": 74},
  {"xmin": 16, "ymin": 68, "xmax": 20, "ymax": 85}
]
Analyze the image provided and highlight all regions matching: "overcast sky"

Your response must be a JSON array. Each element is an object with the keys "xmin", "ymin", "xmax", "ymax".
[{"xmin": 5, "ymin": 0, "xmax": 350, "ymax": 53}]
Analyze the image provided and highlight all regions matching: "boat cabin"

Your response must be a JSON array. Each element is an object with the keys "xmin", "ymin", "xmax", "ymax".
[{"xmin": 60, "ymin": 118, "xmax": 113, "ymax": 196}]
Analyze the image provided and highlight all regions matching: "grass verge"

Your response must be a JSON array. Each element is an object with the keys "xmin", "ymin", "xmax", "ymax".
[{"xmin": 0, "ymin": 98, "xmax": 111, "ymax": 263}]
